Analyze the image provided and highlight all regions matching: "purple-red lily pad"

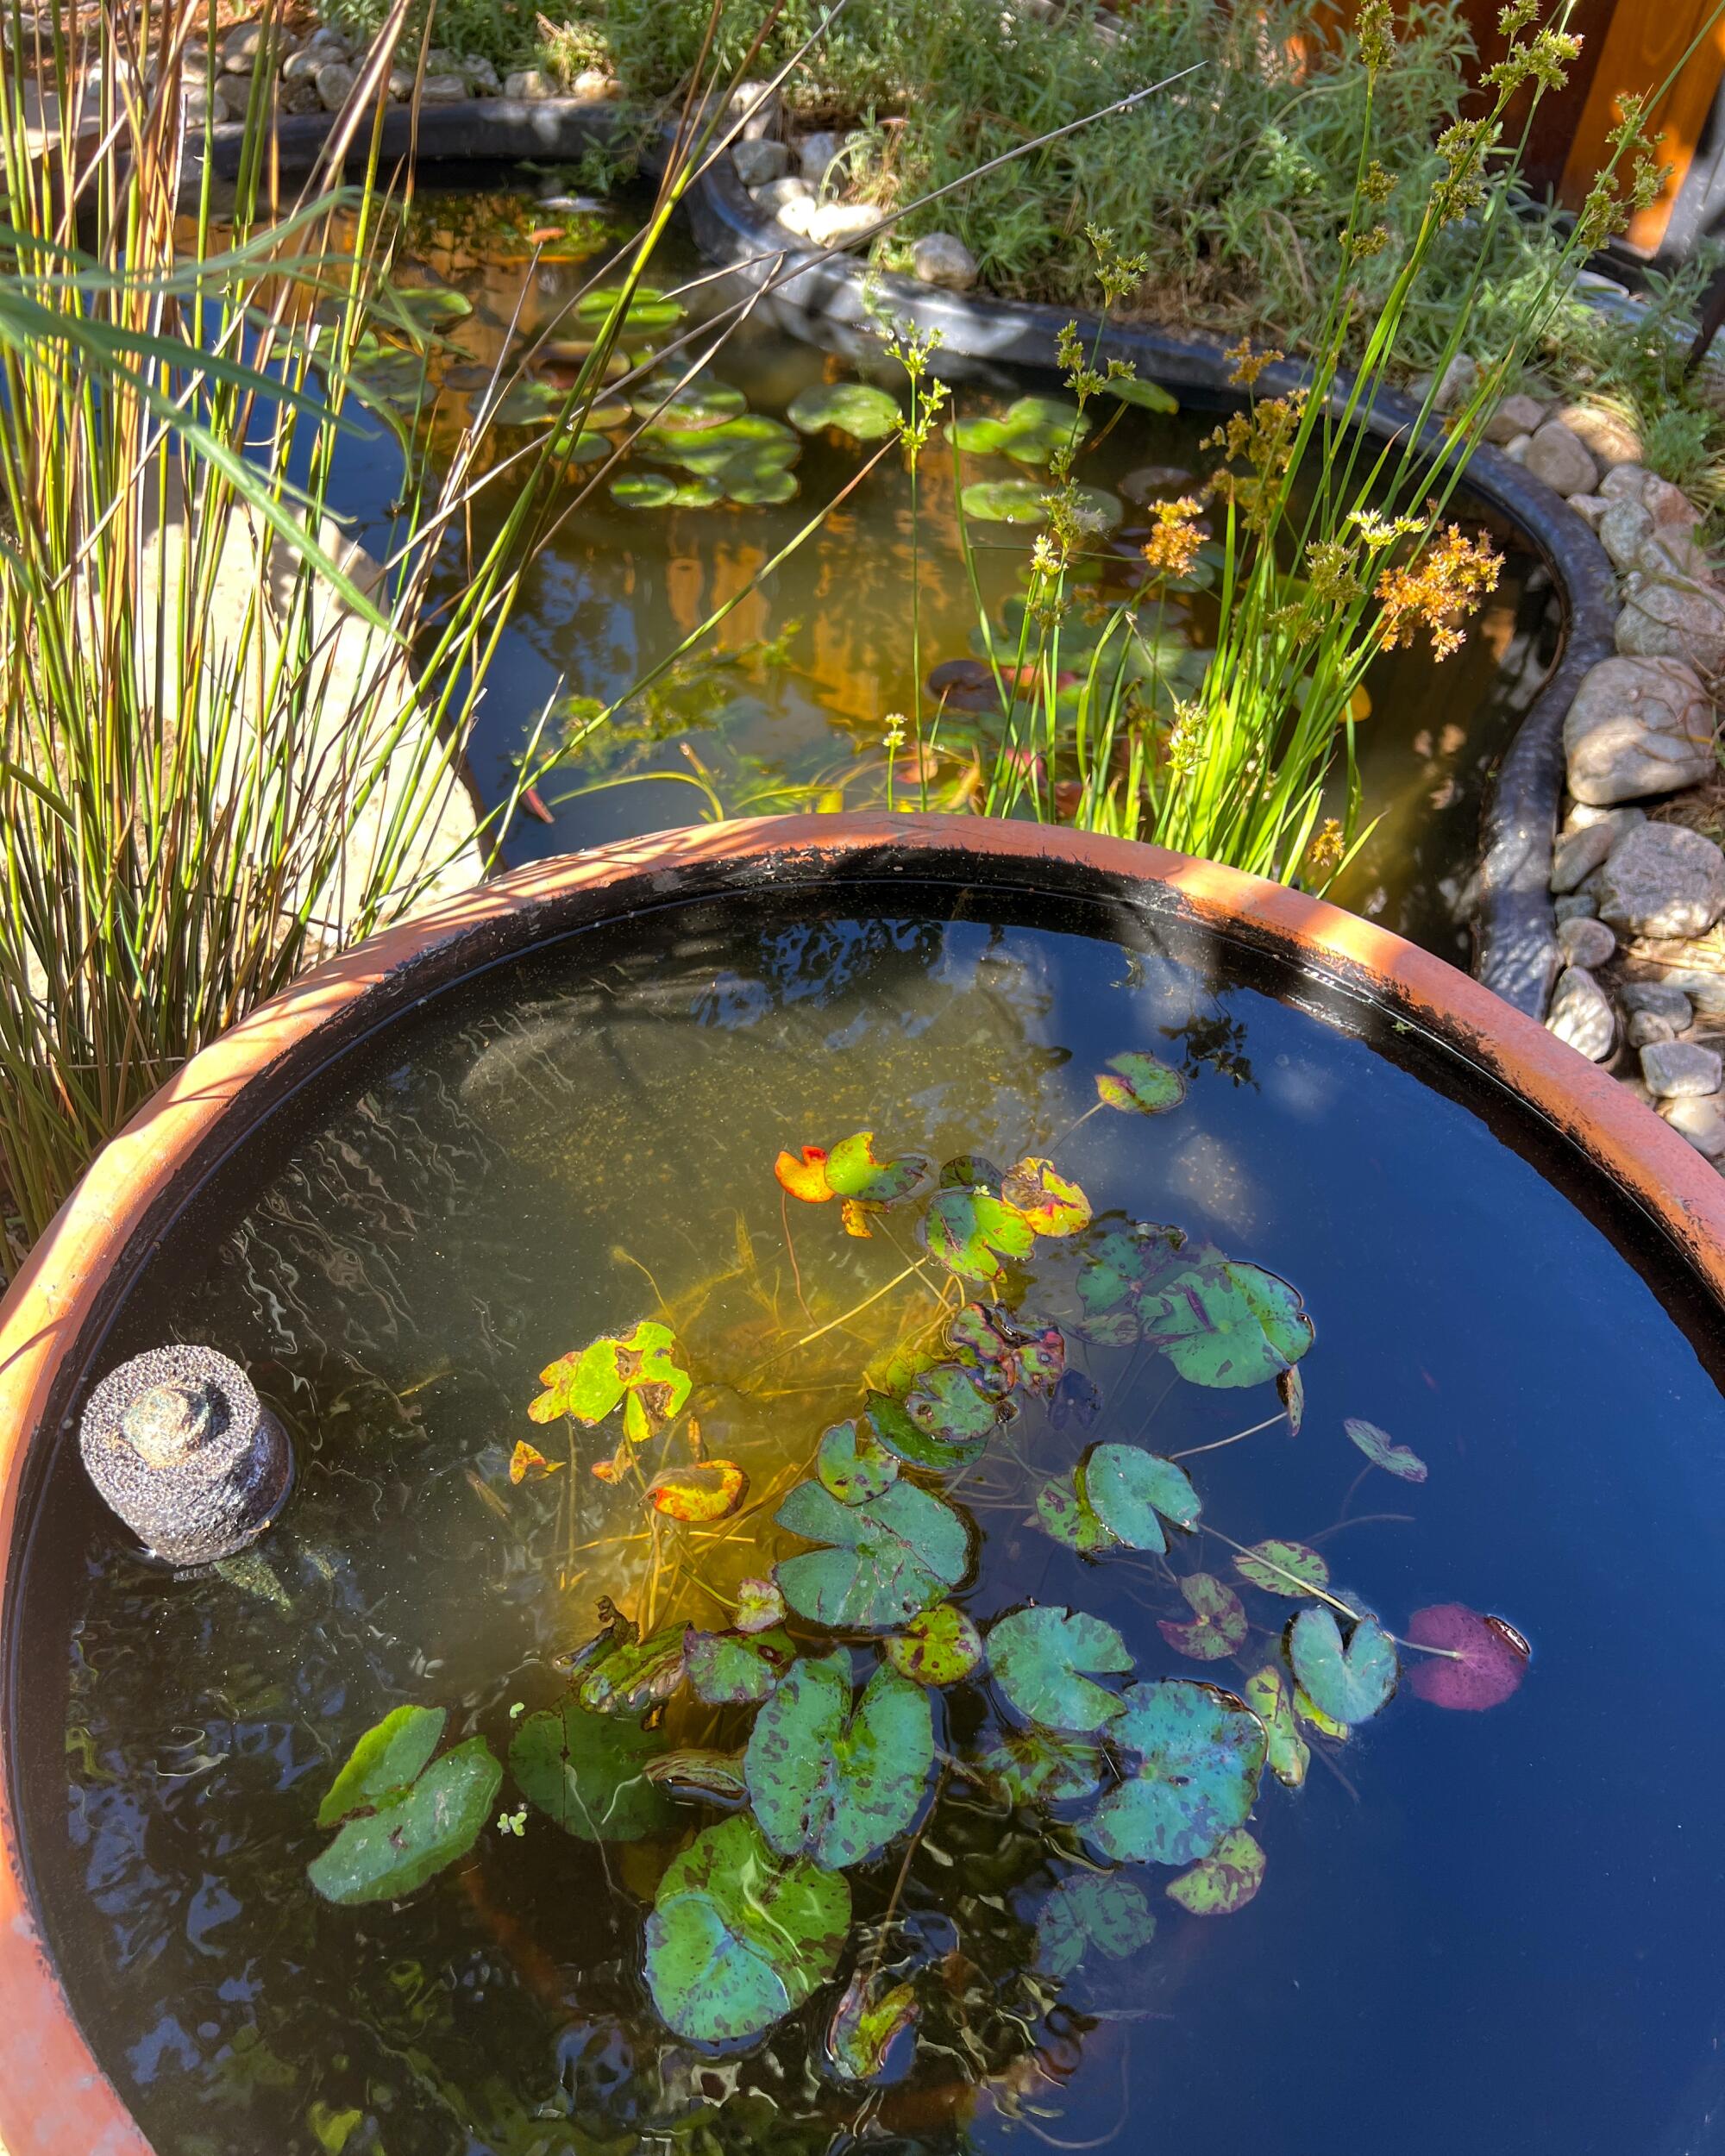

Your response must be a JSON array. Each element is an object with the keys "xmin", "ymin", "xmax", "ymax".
[
  {"xmin": 1403, "ymin": 1604, "xmax": 1530, "ymax": 1712},
  {"xmin": 1345, "ymin": 1417, "xmax": 1427, "ymax": 1482},
  {"xmin": 1158, "ymin": 1572, "xmax": 1248, "ymax": 1661}
]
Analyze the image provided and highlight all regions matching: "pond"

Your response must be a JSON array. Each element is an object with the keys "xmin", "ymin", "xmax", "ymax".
[
  {"xmin": 16, "ymin": 870, "xmax": 1725, "ymax": 2156},
  {"xmin": 318, "ymin": 178, "xmax": 1556, "ymax": 964}
]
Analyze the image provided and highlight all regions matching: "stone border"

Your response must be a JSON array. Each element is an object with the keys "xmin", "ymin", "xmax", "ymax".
[{"xmin": 202, "ymin": 97, "xmax": 1620, "ymax": 1016}]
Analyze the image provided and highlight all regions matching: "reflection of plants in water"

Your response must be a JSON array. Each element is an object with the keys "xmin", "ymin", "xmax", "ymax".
[{"xmin": 304, "ymin": 1044, "xmax": 1527, "ymax": 2129}]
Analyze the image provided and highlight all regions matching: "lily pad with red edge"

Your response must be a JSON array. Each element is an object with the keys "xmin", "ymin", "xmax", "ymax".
[
  {"xmin": 884, "ymin": 1602, "xmax": 985, "ymax": 1686},
  {"xmin": 529, "ymin": 1320, "xmax": 690, "ymax": 1434},
  {"xmin": 920, "ymin": 1186, "xmax": 1036, "ymax": 1282},
  {"xmin": 775, "ymin": 1144, "xmax": 834, "ymax": 1202},
  {"xmin": 1095, "ymin": 1051, "xmax": 1187, "ymax": 1115},
  {"xmin": 948, "ymin": 1301, "xmax": 1019, "ymax": 1370},
  {"xmin": 1036, "ymin": 1470, "xmax": 1120, "ymax": 1556},
  {"xmin": 1158, "ymin": 1572, "xmax": 1248, "ymax": 1661},
  {"xmin": 1404, "ymin": 1604, "xmax": 1529, "ymax": 1711},
  {"xmin": 1345, "ymin": 1417, "xmax": 1428, "ymax": 1482},
  {"xmin": 1166, "ymin": 1827, "xmax": 1265, "ymax": 1915},
  {"xmin": 817, "ymin": 1414, "xmax": 900, "ymax": 1504},
  {"xmin": 509, "ymin": 1440, "xmax": 564, "ymax": 1484},
  {"xmin": 824, "ymin": 1131, "xmax": 935, "ymax": 1207},
  {"xmin": 1076, "ymin": 1444, "xmax": 1200, "ymax": 1553},
  {"xmin": 646, "ymin": 1460, "xmax": 747, "ymax": 1524},
  {"xmin": 1000, "ymin": 1156, "xmax": 1092, "ymax": 1237},
  {"xmin": 1287, "ymin": 1606, "xmax": 1398, "ymax": 1726},
  {"xmin": 1233, "ymin": 1539, "xmax": 1329, "ymax": 1595},
  {"xmin": 1016, "ymin": 1324, "xmax": 1066, "ymax": 1395}
]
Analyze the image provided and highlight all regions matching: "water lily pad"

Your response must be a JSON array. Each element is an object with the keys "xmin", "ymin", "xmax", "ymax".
[
  {"xmin": 1000, "ymin": 1156, "xmax": 1091, "ymax": 1236},
  {"xmin": 775, "ymin": 1144, "xmax": 833, "ymax": 1202},
  {"xmin": 685, "ymin": 1625, "xmax": 796, "ymax": 1706},
  {"xmin": 920, "ymin": 1186, "xmax": 1036, "ymax": 1281},
  {"xmin": 1403, "ymin": 1605, "xmax": 1530, "ymax": 1711},
  {"xmin": 734, "ymin": 1576, "xmax": 786, "ymax": 1634},
  {"xmin": 1278, "ymin": 1364, "xmax": 1305, "ymax": 1433},
  {"xmin": 943, "ymin": 413, "xmax": 1008, "ymax": 453},
  {"xmin": 509, "ymin": 1439, "xmax": 563, "ymax": 1484},
  {"xmin": 1293, "ymin": 1684, "xmax": 1350, "ymax": 1740},
  {"xmin": 747, "ymin": 1652, "xmax": 935, "ymax": 1869},
  {"xmin": 825, "ymin": 1131, "xmax": 935, "ymax": 1207},
  {"xmin": 787, "ymin": 382, "xmax": 902, "ymax": 440},
  {"xmin": 1166, "ymin": 1826, "xmax": 1264, "ymax": 1915},
  {"xmin": 643, "ymin": 1814, "xmax": 849, "ymax": 2044},
  {"xmin": 949, "ymin": 1301, "xmax": 1020, "ymax": 1370},
  {"xmin": 549, "ymin": 429, "xmax": 613, "ymax": 465},
  {"xmin": 1233, "ymin": 1539, "xmax": 1329, "ymax": 1596},
  {"xmin": 530, "ymin": 1320, "xmax": 691, "ymax": 1440},
  {"xmin": 1287, "ymin": 1607, "xmax": 1398, "ymax": 1727},
  {"xmin": 1141, "ymin": 1256, "xmax": 1314, "ymax": 1390},
  {"xmin": 1076, "ymin": 1223, "xmax": 1187, "ymax": 1334},
  {"xmin": 1038, "ymin": 1871, "xmax": 1157, "ymax": 1977},
  {"xmin": 904, "ymin": 1361, "xmax": 1007, "ymax": 1446},
  {"xmin": 308, "ymin": 1735, "xmax": 500, "ymax": 1903},
  {"xmin": 1244, "ymin": 1664, "xmax": 1309, "ymax": 1787},
  {"xmin": 826, "ymin": 1969, "xmax": 919, "ymax": 2082},
  {"xmin": 574, "ymin": 282, "xmax": 686, "ymax": 336},
  {"xmin": 1158, "ymin": 1572, "xmax": 1248, "ymax": 1662},
  {"xmin": 390, "ymin": 281, "xmax": 473, "ymax": 328},
  {"xmin": 509, "ymin": 1698, "xmax": 674, "ymax": 1842},
  {"xmin": 643, "ymin": 411, "xmax": 799, "ymax": 474},
  {"xmin": 775, "ymin": 1476, "xmax": 970, "ymax": 1630},
  {"xmin": 1345, "ymin": 1417, "xmax": 1427, "ymax": 1482},
  {"xmin": 492, "ymin": 377, "xmax": 568, "ymax": 426},
  {"xmin": 317, "ymin": 1705, "xmax": 445, "ymax": 1828},
  {"xmin": 1086, "ymin": 1679, "xmax": 1265, "ymax": 1868},
  {"xmin": 1095, "ymin": 1050, "xmax": 1187, "ymax": 1115},
  {"xmin": 1036, "ymin": 1470, "xmax": 1120, "ymax": 1555},
  {"xmin": 993, "ymin": 393, "xmax": 1092, "ymax": 466},
  {"xmin": 979, "ymin": 1727, "xmax": 1107, "ymax": 1805},
  {"xmin": 647, "ymin": 1460, "xmax": 747, "ymax": 1523},
  {"xmin": 989, "ymin": 1606, "xmax": 1132, "ymax": 1733},
  {"xmin": 959, "ymin": 479, "xmax": 1052, "ymax": 524},
  {"xmin": 614, "ymin": 471, "xmax": 722, "ymax": 508},
  {"xmin": 720, "ymin": 457, "xmax": 800, "ymax": 505},
  {"xmin": 860, "ymin": 1390, "xmax": 988, "ymax": 1474},
  {"xmin": 817, "ymin": 1414, "xmax": 900, "ymax": 1503},
  {"xmin": 884, "ymin": 1602, "xmax": 985, "ymax": 1686},
  {"xmin": 630, "ymin": 369, "xmax": 748, "ymax": 429},
  {"xmin": 1076, "ymin": 1445, "xmax": 1200, "ymax": 1554}
]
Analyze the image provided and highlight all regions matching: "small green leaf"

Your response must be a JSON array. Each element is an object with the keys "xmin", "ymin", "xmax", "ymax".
[
  {"xmin": 1076, "ymin": 1445, "xmax": 1200, "ymax": 1554},
  {"xmin": 1158, "ymin": 1572, "xmax": 1248, "ymax": 1662},
  {"xmin": 920, "ymin": 1187, "xmax": 1036, "ymax": 1281},
  {"xmin": 817, "ymin": 1414, "xmax": 901, "ymax": 1503},
  {"xmin": 1105, "ymin": 375, "xmax": 1179, "ymax": 413},
  {"xmin": 630, "ymin": 368, "xmax": 748, "ymax": 429},
  {"xmin": 861, "ymin": 1389, "xmax": 988, "ymax": 1473},
  {"xmin": 775, "ymin": 1476, "xmax": 970, "ymax": 1630},
  {"xmin": 824, "ymin": 1131, "xmax": 935, "ymax": 1206},
  {"xmin": 989, "ymin": 1606, "xmax": 1132, "ymax": 1733},
  {"xmin": 1095, "ymin": 1050, "xmax": 1187, "ymax": 1115},
  {"xmin": 884, "ymin": 1602, "xmax": 985, "ymax": 1686},
  {"xmin": 529, "ymin": 1319, "xmax": 691, "ymax": 1432},
  {"xmin": 685, "ymin": 1626, "xmax": 796, "ymax": 1706},
  {"xmin": 317, "ymin": 1705, "xmax": 445, "ymax": 1828},
  {"xmin": 979, "ymin": 1727, "xmax": 1107, "ymax": 1805},
  {"xmin": 1233, "ymin": 1539, "xmax": 1329, "ymax": 1596},
  {"xmin": 826, "ymin": 1969, "xmax": 919, "ymax": 2082},
  {"xmin": 577, "ymin": 1623, "xmax": 687, "ymax": 1715},
  {"xmin": 787, "ymin": 382, "xmax": 902, "ymax": 441},
  {"xmin": 1086, "ymin": 1680, "xmax": 1265, "ymax": 1868},
  {"xmin": 1287, "ymin": 1608, "xmax": 1398, "ymax": 1726},
  {"xmin": 1000, "ymin": 1156, "xmax": 1092, "ymax": 1236},
  {"xmin": 1344, "ymin": 1418, "xmax": 1427, "ymax": 1482},
  {"xmin": 904, "ymin": 1361, "xmax": 1007, "ymax": 1445},
  {"xmin": 959, "ymin": 479, "xmax": 1053, "ymax": 524},
  {"xmin": 734, "ymin": 1576, "xmax": 787, "ymax": 1633},
  {"xmin": 1166, "ymin": 1827, "xmax": 1265, "ymax": 1915},
  {"xmin": 308, "ymin": 1738, "xmax": 500, "ymax": 1904},
  {"xmin": 1037, "ymin": 1871, "xmax": 1157, "ymax": 1977},
  {"xmin": 509, "ymin": 1700, "xmax": 674, "ymax": 1842},
  {"xmin": 1245, "ymin": 1664, "xmax": 1309, "ymax": 1787},
  {"xmin": 746, "ymin": 1654, "xmax": 936, "ymax": 1869},
  {"xmin": 1036, "ymin": 1470, "xmax": 1120, "ymax": 1556}
]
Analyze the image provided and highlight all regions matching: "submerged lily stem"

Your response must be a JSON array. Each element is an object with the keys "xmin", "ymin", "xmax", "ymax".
[
  {"xmin": 792, "ymin": 1260, "xmax": 926, "ymax": 1349},
  {"xmin": 1170, "ymin": 1413, "xmax": 1285, "ymax": 1461},
  {"xmin": 1046, "ymin": 1100, "xmax": 1105, "ymax": 1155}
]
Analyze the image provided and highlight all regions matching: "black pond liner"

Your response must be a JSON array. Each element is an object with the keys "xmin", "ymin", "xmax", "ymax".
[{"xmin": 204, "ymin": 97, "xmax": 1619, "ymax": 1017}]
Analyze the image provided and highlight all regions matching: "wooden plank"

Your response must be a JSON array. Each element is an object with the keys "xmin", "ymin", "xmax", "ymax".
[{"xmin": 1559, "ymin": 0, "xmax": 1725, "ymax": 253}]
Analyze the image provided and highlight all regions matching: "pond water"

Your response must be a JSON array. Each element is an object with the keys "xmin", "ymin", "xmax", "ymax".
[
  {"xmin": 16, "ymin": 875, "xmax": 1725, "ymax": 2156},
  {"xmin": 317, "ymin": 179, "xmax": 1556, "ymax": 963}
]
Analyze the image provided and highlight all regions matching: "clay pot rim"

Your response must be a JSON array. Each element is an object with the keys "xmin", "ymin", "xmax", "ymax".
[{"xmin": 3, "ymin": 810, "xmax": 1722, "ymax": 2156}]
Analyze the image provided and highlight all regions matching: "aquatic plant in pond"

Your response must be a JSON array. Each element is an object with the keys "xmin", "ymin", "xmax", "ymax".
[{"xmin": 304, "ymin": 1041, "xmax": 1528, "ymax": 2077}]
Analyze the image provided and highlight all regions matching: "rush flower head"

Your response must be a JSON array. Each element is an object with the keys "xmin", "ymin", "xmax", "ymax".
[
  {"xmin": 1225, "ymin": 337, "xmax": 1283, "ymax": 389},
  {"xmin": 1375, "ymin": 523, "xmax": 1502, "ymax": 660},
  {"xmin": 1141, "ymin": 495, "xmax": 1206, "ymax": 580},
  {"xmin": 1164, "ymin": 698, "xmax": 1207, "ymax": 781},
  {"xmin": 882, "ymin": 711, "xmax": 907, "ymax": 750},
  {"xmin": 1305, "ymin": 818, "xmax": 1346, "ymax": 881}
]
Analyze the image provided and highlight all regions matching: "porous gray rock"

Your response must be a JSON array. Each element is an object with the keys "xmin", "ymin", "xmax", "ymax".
[
  {"xmin": 913, "ymin": 231, "xmax": 979, "ymax": 291},
  {"xmin": 315, "ymin": 59, "xmax": 355, "ymax": 110},
  {"xmin": 1550, "ymin": 818, "xmax": 1615, "ymax": 892},
  {"xmin": 1640, "ymin": 1039, "xmax": 1725, "ymax": 1096},
  {"xmin": 1484, "ymin": 392, "xmax": 1546, "ymax": 445},
  {"xmin": 1558, "ymin": 914, "xmax": 1616, "ymax": 969},
  {"xmin": 1553, "ymin": 401, "xmax": 1642, "ymax": 470},
  {"xmin": 1546, "ymin": 966, "xmax": 1616, "ymax": 1061},
  {"xmin": 1596, "ymin": 819, "xmax": 1725, "ymax": 939},
  {"xmin": 1523, "ymin": 420, "xmax": 1599, "ymax": 498},
  {"xmin": 1621, "ymin": 980, "xmax": 1694, "ymax": 1025},
  {"xmin": 799, "ymin": 128, "xmax": 844, "ymax": 185},
  {"xmin": 733, "ymin": 136, "xmax": 791, "ymax": 188},
  {"xmin": 1616, "ymin": 576, "xmax": 1725, "ymax": 674},
  {"xmin": 1661, "ymin": 1093, "xmax": 1725, "ymax": 1159},
  {"xmin": 1563, "ymin": 655, "xmax": 1716, "ymax": 805}
]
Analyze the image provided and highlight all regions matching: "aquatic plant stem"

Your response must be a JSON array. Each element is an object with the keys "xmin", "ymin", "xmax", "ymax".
[
  {"xmin": 1170, "ymin": 1413, "xmax": 1286, "ymax": 1461},
  {"xmin": 1203, "ymin": 1525, "xmax": 1464, "ymax": 1658},
  {"xmin": 793, "ymin": 1261, "xmax": 925, "ymax": 1348}
]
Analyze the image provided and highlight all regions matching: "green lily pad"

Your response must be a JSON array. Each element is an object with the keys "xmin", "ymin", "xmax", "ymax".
[
  {"xmin": 1166, "ymin": 1826, "xmax": 1264, "ymax": 1915},
  {"xmin": 1086, "ymin": 1679, "xmax": 1266, "ymax": 1868},
  {"xmin": 1158, "ymin": 1572, "xmax": 1248, "ymax": 1662},
  {"xmin": 1345, "ymin": 1417, "xmax": 1427, "ymax": 1482},
  {"xmin": 643, "ymin": 1814, "xmax": 850, "ymax": 2044},
  {"xmin": 943, "ymin": 413, "xmax": 1008, "ymax": 453},
  {"xmin": 630, "ymin": 368, "xmax": 748, "ymax": 429},
  {"xmin": 989, "ymin": 1606, "xmax": 1132, "ymax": 1733},
  {"xmin": 735, "ymin": 1576, "xmax": 787, "ymax": 1633},
  {"xmin": 574, "ymin": 282, "xmax": 686, "ymax": 336},
  {"xmin": 1233, "ymin": 1539, "xmax": 1329, "ymax": 1596},
  {"xmin": 859, "ymin": 1390, "xmax": 988, "ymax": 1474},
  {"xmin": 1105, "ymin": 374, "xmax": 1178, "ymax": 414},
  {"xmin": 824, "ymin": 1131, "xmax": 936, "ymax": 1207},
  {"xmin": 389, "ymin": 281, "xmax": 473, "ymax": 328},
  {"xmin": 308, "ymin": 1736, "xmax": 500, "ymax": 1904},
  {"xmin": 920, "ymin": 1186, "xmax": 1037, "ymax": 1282},
  {"xmin": 787, "ymin": 381, "xmax": 902, "ymax": 441},
  {"xmin": 1287, "ymin": 1607, "xmax": 1398, "ymax": 1727},
  {"xmin": 1037, "ymin": 1871, "xmax": 1157, "ymax": 1977},
  {"xmin": 1036, "ymin": 1470, "xmax": 1120, "ymax": 1556},
  {"xmin": 1076, "ymin": 1445, "xmax": 1200, "ymax": 1554},
  {"xmin": 685, "ymin": 1626, "xmax": 796, "ymax": 1706},
  {"xmin": 746, "ymin": 1652, "xmax": 935, "ymax": 1869},
  {"xmin": 1095, "ymin": 1051, "xmax": 1187, "ymax": 1115},
  {"xmin": 611, "ymin": 471, "xmax": 724, "ymax": 508},
  {"xmin": 317, "ymin": 1704, "xmax": 445, "ymax": 1828},
  {"xmin": 351, "ymin": 355, "xmax": 434, "ymax": 416},
  {"xmin": 1000, "ymin": 1156, "xmax": 1091, "ymax": 1237},
  {"xmin": 509, "ymin": 1698, "xmax": 674, "ymax": 1842},
  {"xmin": 960, "ymin": 479, "xmax": 1053, "ymax": 525},
  {"xmin": 775, "ymin": 1476, "xmax": 970, "ymax": 1630},
  {"xmin": 530, "ymin": 1319, "xmax": 691, "ymax": 1440},
  {"xmin": 979, "ymin": 1726, "xmax": 1107, "ymax": 1805},
  {"xmin": 904, "ymin": 1361, "xmax": 1007, "ymax": 1446},
  {"xmin": 721, "ymin": 459, "xmax": 800, "ymax": 505},
  {"xmin": 817, "ymin": 1413, "xmax": 900, "ymax": 1503},
  {"xmin": 549, "ymin": 429, "xmax": 612, "ymax": 464},
  {"xmin": 1245, "ymin": 1664, "xmax": 1309, "ymax": 1787},
  {"xmin": 1141, "ymin": 1256, "xmax": 1314, "ymax": 1390},
  {"xmin": 492, "ymin": 377, "xmax": 567, "ymax": 426},
  {"xmin": 949, "ymin": 1302, "xmax": 1020, "ymax": 1370},
  {"xmin": 884, "ymin": 1602, "xmax": 985, "ymax": 1686},
  {"xmin": 985, "ymin": 393, "xmax": 1093, "ymax": 467},
  {"xmin": 576, "ymin": 1620, "xmax": 688, "ymax": 1716},
  {"xmin": 1076, "ymin": 1223, "xmax": 1187, "ymax": 1332},
  {"xmin": 642, "ymin": 411, "xmax": 799, "ymax": 474},
  {"xmin": 826, "ymin": 1969, "xmax": 919, "ymax": 2082}
]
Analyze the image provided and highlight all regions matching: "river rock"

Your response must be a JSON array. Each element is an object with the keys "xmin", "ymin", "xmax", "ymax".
[
  {"xmin": 1565, "ymin": 802, "xmax": 1647, "ymax": 838},
  {"xmin": 799, "ymin": 129, "xmax": 844, "ymax": 185},
  {"xmin": 1638, "ymin": 529, "xmax": 1716, "ymax": 585},
  {"xmin": 573, "ymin": 68, "xmax": 620, "ymax": 98},
  {"xmin": 729, "ymin": 80, "xmax": 782, "ymax": 140},
  {"xmin": 1598, "ymin": 497, "xmax": 1653, "ymax": 570},
  {"xmin": 1484, "ymin": 392, "xmax": 1546, "ymax": 445},
  {"xmin": 503, "ymin": 68, "xmax": 555, "ymax": 98},
  {"xmin": 1641, "ymin": 1039, "xmax": 1724, "ymax": 1096},
  {"xmin": 213, "ymin": 72, "xmax": 254, "ymax": 119},
  {"xmin": 1622, "ymin": 980, "xmax": 1694, "ymax": 1024},
  {"xmin": 1662, "ymin": 1093, "xmax": 1725, "ymax": 1159},
  {"xmin": 461, "ymin": 55, "xmax": 501, "ymax": 94},
  {"xmin": 1546, "ymin": 967, "xmax": 1616, "ymax": 1060},
  {"xmin": 419, "ymin": 72, "xmax": 467, "ymax": 103},
  {"xmin": 770, "ymin": 193, "xmax": 819, "ymax": 237},
  {"xmin": 302, "ymin": 26, "xmax": 351, "ymax": 60},
  {"xmin": 753, "ymin": 174, "xmax": 813, "ymax": 216},
  {"xmin": 1551, "ymin": 818, "xmax": 1616, "ymax": 891},
  {"xmin": 1553, "ymin": 401, "xmax": 1642, "ymax": 469},
  {"xmin": 1616, "ymin": 576, "xmax": 1725, "ymax": 674},
  {"xmin": 733, "ymin": 136, "xmax": 790, "ymax": 188},
  {"xmin": 1563, "ymin": 655, "xmax": 1716, "ymax": 805},
  {"xmin": 221, "ymin": 22, "xmax": 270, "ymax": 69},
  {"xmin": 316, "ymin": 60, "xmax": 355, "ymax": 110},
  {"xmin": 1503, "ymin": 432, "xmax": 1532, "ymax": 464},
  {"xmin": 1596, "ymin": 821, "xmax": 1725, "ymax": 938},
  {"xmin": 1554, "ymin": 893, "xmax": 1599, "ymax": 923},
  {"xmin": 913, "ymin": 231, "xmax": 979, "ymax": 291},
  {"xmin": 280, "ymin": 72, "xmax": 322, "ymax": 113},
  {"xmin": 1628, "ymin": 1008, "xmax": 1680, "ymax": 1049},
  {"xmin": 806, "ymin": 199, "xmax": 880, "ymax": 246},
  {"xmin": 1558, "ymin": 915, "xmax": 1616, "ymax": 968},
  {"xmin": 281, "ymin": 46, "xmax": 323, "ymax": 83},
  {"xmin": 1568, "ymin": 492, "xmax": 1609, "ymax": 531},
  {"xmin": 1645, "ymin": 474, "xmax": 1702, "ymax": 532},
  {"xmin": 1524, "ymin": 420, "xmax": 1599, "ymax": 498},
  {"xmin": 1602, "ymin": 462, "xmax": 1650, "ymax": 505}
]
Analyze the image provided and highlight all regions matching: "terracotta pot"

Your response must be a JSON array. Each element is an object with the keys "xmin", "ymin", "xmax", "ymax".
[{"xmin": 3, "ymin": 812, "xmax": 1722, "ymax": 2155}]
